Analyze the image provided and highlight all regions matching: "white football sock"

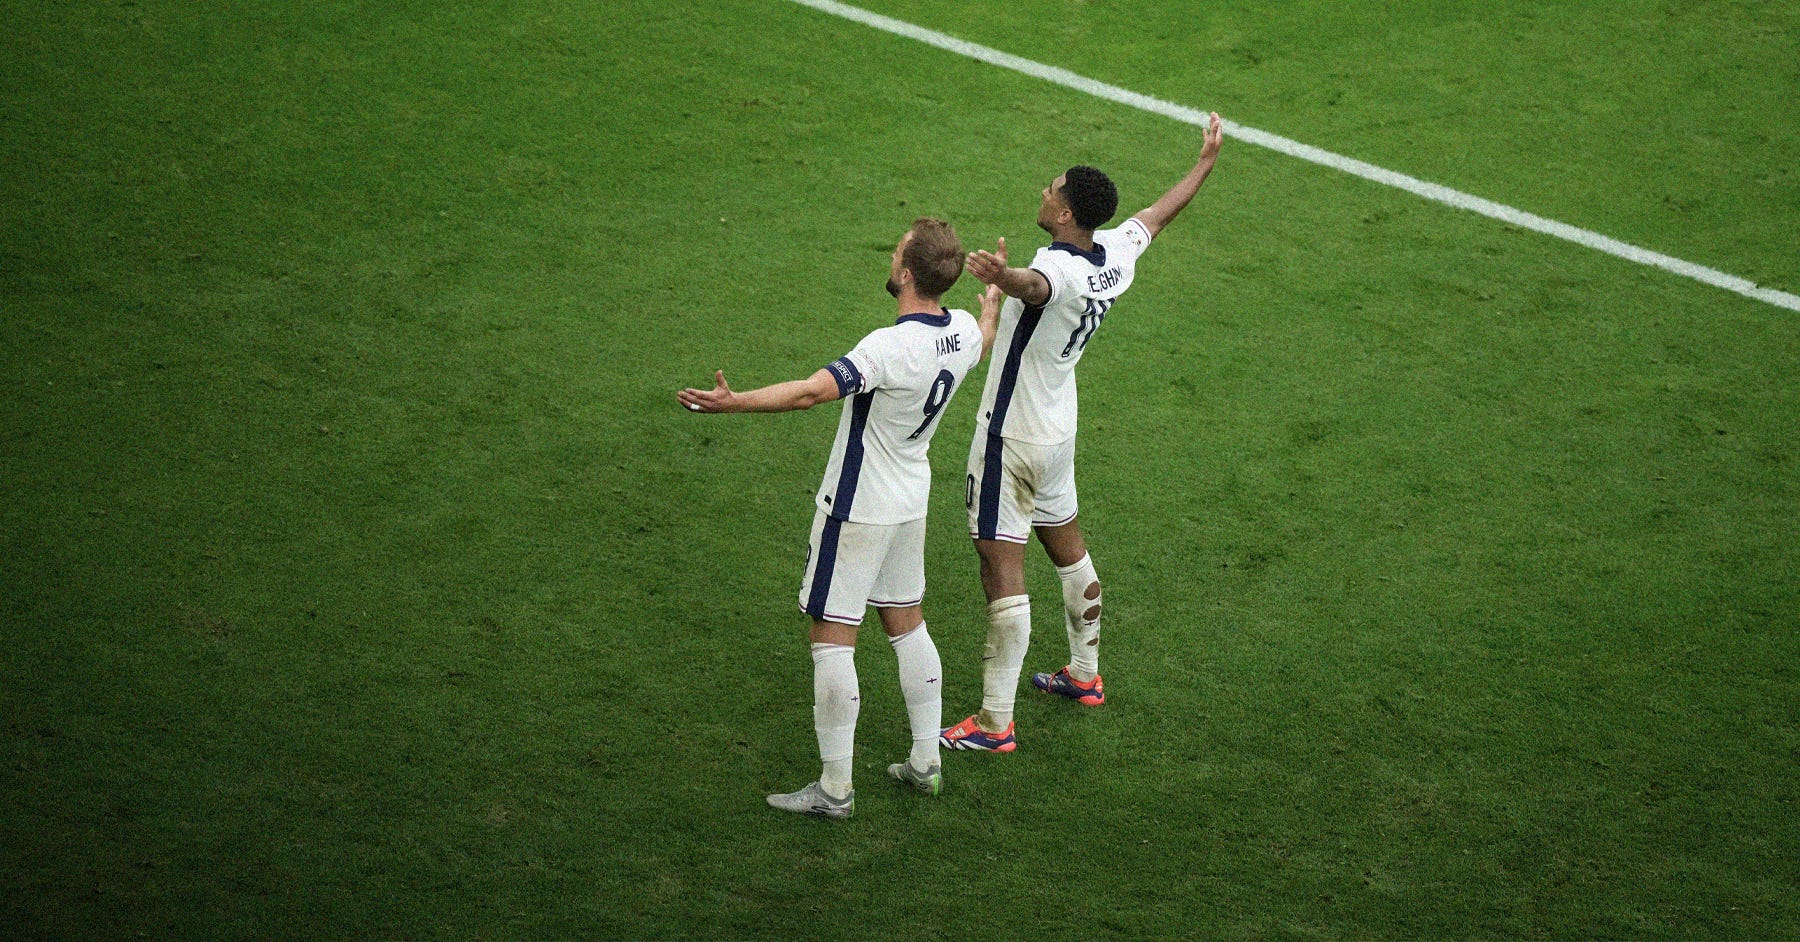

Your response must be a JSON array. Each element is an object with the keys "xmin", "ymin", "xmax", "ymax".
[
  {"xmin": 978, "ymin": 595, "xmax": 1031, "ymax": 731},
  {"xmin": 811, "ymin": 642, "xmax": 858, "ymax": 799},
  {"xmin": 1058, "ymin": 554, "xmax": 1102, "ymax": 683},
  {"xmin": 888, "ymin": 622, "xmax": 942, "ymax": 771}
]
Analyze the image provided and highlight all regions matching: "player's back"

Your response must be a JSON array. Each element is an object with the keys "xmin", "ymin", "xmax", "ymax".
[
  {"xmin": 818, "ymin": 309, "xmax": 985, "ymax": 525},
  {"xmin": 978, "ymin": 218, "xmax": 1152, "ymax": 445}
]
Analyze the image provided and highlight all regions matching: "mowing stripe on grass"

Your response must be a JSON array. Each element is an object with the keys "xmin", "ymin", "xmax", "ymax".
[{"xmin": 783, "ymin": 0, "xmax": 1800, "ymax": 313}]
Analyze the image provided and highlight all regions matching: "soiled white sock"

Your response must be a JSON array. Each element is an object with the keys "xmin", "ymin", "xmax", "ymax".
[
  {"xmin": 978, "ymin": 596, "xmax": 1031, "ymax": 731},
  {"xmin": 1058, "ymin": 554, "xmax": 1102, "ymax": 682},
  {"xmin": 888, "ymin": 622, "xmax": 942, "ymax": 770},
  {"xmin": 811, "ymin": 642, "xmax": 858, "ymax": 798}
]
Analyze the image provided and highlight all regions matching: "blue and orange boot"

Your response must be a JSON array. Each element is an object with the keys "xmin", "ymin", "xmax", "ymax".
[
  {"xmin": 1032, "ymin": 667, "xmax": 1105, "ymax": 705},
  {"xmin": 938, "ymin": 714, "xmax": 1017, "ymax": 752}
]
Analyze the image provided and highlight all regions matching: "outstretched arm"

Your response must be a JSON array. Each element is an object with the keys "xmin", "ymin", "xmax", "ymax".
[
  {"xmin": 677, "ymin": 368, "xmax": 841, "ymax": 414},
  {"xmin": 966, "ymin": 236, "xmax": 1050, "ymax": 307},
  {"xmin": 1130, "ymin": 111, "xmax": 1224, "ymax": 240}
]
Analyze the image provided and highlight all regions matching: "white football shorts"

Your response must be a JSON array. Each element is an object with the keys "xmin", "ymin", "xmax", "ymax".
[
  {"xmin": 966, "ymin": 430, "xmax": 1078, "ymax": 544},
  {"xmin": 797, "ymin": 510, "xmax": 927, "ymax": 625}
]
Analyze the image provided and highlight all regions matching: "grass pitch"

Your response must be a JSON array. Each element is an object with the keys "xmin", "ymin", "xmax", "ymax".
[{"xmin": 3, "ymin": 0, "xmax": 1797, "ymax": 938}]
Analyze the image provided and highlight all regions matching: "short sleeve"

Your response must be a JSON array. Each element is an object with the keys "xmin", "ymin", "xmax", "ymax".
[
  {"xmin": 825, "ymin": 331, "xmax": 888, "ymax": 395},
  {"xmin": 1030, "ymin": 254, "xmax": 1077, "ymax": 308},
  {"xmin": 1115, "ymin": 217, "xmax": 1153, "ymax": 264}
]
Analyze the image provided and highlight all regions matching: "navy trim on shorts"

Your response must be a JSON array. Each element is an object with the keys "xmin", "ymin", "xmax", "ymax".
[
  {"xmin": 810, "ymin": 392, "xmax": 874, "ymax": 614},
  {"xmin": 976, "ymin": 432, "xmax": 1007, "ymax": 541},
  {"xmin": 804, "ymin": 516, "xmax": 844, "ymax": 619},
  {"xmin": 976, "ymin": 301, "xmax": 1045, "ymax": 540}
]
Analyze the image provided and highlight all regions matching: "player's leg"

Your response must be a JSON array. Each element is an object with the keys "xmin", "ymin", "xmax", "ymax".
[
  {"xmin": 1033, "ymin": 519, "xmax": 1105, "ymax": 704},
  {"xmin": 766, "ymin": 614, "xmax": 861, "ymax": 820},
  {"xmin": 1031, "ymin": 437, "xmax": 1104, "ymax": 704},
  {"xmin": 772, "ymin": 511, "xmax": 879, "ymax": 817},
  {"xmin": 868, "ymin": 519, "xmax": 942, "ymax": 794},
  {"xmin": 877, "ymin": 603, "xmax": 945, "ymax": 794},
  {"xmin": 974, "ymin": 536, "xmax": 1028, "ymax": 601},
  {"xmin": 944, "ymin": 435, "xmax": 1034, "ymax": 751},
  {"xmin": 973, "ymin": 538, "xmax": 1031, "ymax": 734},
  {"xmin": 807, "ymin": 617, "xmax": 860, "ymax": 801},
  {"xmin": 1036, "ymin": 517, "xmax": 1101, "ymax": 676}
]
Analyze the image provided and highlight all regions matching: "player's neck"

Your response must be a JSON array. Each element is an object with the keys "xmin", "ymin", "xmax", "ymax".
[
  {"xmin": 894, "ymin": 289, "xmax": 941, "ymax": 318},
  {"xmin": 1049, "ymin": 224, "xmax": 1096, "ymax": 251}
]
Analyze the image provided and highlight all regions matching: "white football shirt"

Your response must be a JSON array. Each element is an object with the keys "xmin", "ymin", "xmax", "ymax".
[
  {"xmin": 815, "ymin": 308, "xmax": 985, "ymax": 525},
  {"xmin": 975, "ymin": 217, "xmax": 1152, "ymax": 445}
]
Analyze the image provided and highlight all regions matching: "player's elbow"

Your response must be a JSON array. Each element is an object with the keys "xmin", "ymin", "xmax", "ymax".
[
  {"xmin": 1015, "ymin": 270, "xmax": 1053, "ymax": 307},
  {"xmin": 792, "ymin": 387, "xmax": 833, "ymax": 410}
]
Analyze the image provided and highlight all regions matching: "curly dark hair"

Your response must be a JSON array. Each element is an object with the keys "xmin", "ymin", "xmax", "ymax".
[{"xmin": 1059, "ymin": 165, "xmax": 1118, "ymax": 231}]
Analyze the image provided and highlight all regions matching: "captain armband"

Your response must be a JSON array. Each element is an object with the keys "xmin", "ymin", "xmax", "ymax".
[{"xmin": 825, "ymin": 356, "xmax": 866, "ymax": 396}]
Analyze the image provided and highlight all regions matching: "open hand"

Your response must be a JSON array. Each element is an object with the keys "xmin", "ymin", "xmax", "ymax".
[
  {"xmin": 677, "ymin": 370, "xmax": 736, "ymax": 413},
  {"xmin": 965, "ymin": 235, "xmax": 1008, "ymax": 285},
  {"xmin": 1200, "ymin": 111, "xmax": 1223, "ymax": 163}
]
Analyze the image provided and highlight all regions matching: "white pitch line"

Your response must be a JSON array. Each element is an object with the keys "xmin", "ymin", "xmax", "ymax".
[{"xmin": 784, "ymin": 0, "xmax": 1800, "ymax": 313}]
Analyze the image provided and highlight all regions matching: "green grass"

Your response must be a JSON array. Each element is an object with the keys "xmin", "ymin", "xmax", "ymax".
[{"xmin": 3, "ymin": 0, "xmax": 1796, "ymax": 938}]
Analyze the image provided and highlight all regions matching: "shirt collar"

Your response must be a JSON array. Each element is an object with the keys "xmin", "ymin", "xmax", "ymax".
[
  {"xmin": 1049, "ymin": 240, "xmax": 1106, "ymax": 265},
  {"xmin": 896, "ymin": 308, "xmax": 953, "ymax": 327}
]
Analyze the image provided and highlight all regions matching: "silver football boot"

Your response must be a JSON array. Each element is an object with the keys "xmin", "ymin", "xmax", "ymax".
[
  {"xmin": 886, "ymin": 760, "xmax": 943, "ymax": 796},
  {"xmin": 766, "ymin": 782, "xmax": 854, "ymax": 819}
]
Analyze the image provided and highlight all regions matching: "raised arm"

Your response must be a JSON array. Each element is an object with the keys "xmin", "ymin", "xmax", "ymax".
[
  {"xmin": 975, "ymin": 283, "xmax": 1005, "ymax": 359},
  {"xmin": 966, "ymin": 236, "xmax": 1050, "ymax": 307},
  {"xmin": 1130, "ymin": 111, "xmax": 1224, "ymax": 240},
  {"xmin": 971, "ymin": 238, "xmax": 1009, "ymax": 359},
  {"xmin": 677, "ymin": 368, "xmax": 841, "ymax": 414}
]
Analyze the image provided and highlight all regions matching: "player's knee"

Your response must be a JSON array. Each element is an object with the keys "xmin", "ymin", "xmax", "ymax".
[{"xmin": 977, "ymin": 554, "xmax": 1002, "ymax": 592}]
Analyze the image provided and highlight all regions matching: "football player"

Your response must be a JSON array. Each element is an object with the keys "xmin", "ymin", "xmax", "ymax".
[
  {"xmin": 941, "ymin": 114, "xmax": 1225, "ymax": 751},
  {"xmin": 680, "ymin": 218, "xmax": 998, "ymax": 817}
]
